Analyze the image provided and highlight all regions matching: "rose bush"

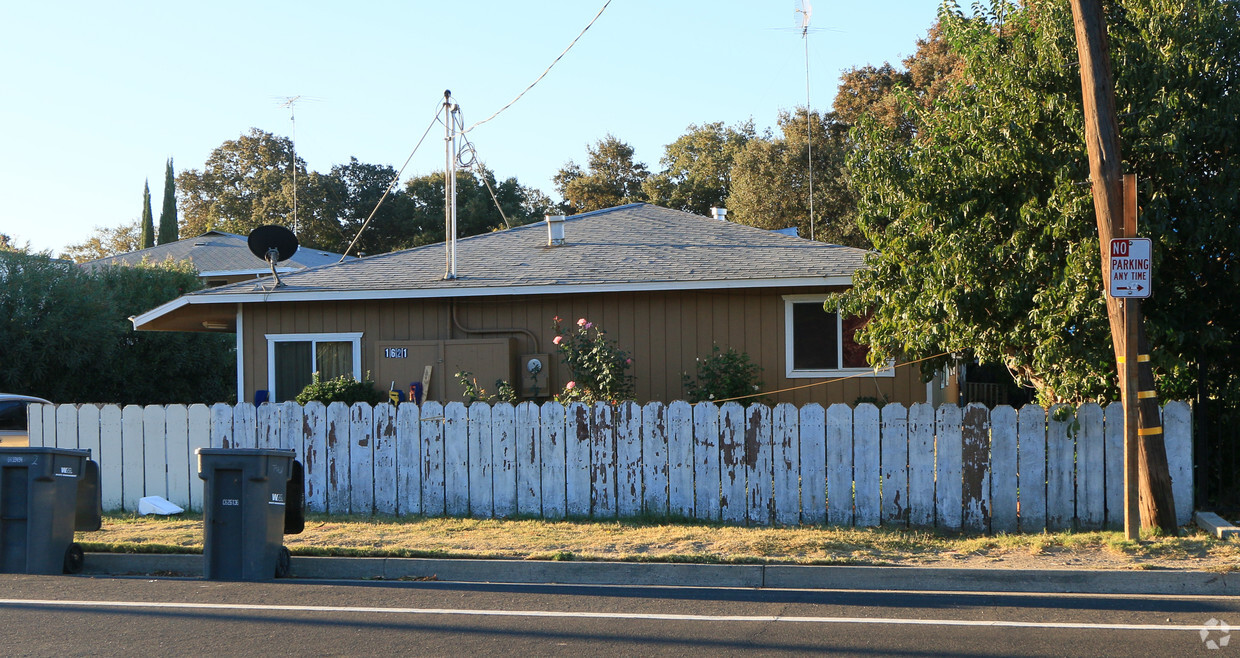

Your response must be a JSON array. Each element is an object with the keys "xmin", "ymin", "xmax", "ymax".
[{"xmin": 550, "ymin": 316, "xmax": 635, "ymax": 404}]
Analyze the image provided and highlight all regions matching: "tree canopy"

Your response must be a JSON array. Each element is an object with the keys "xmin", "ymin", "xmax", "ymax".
[
  {"xmin": 837, "ymin": 0, "xmax": 1240, "ymax": 404},
  {"xmin": 158, "ymin": 158, "xmax": 179, "ymax": 245},
  {"xmin": 139, "ymin": 180, "xmax": 155, "ymax": 249},
  {"xmin": 643, "ymin": 121, "xmax": 755, "ymax": 216},
  {"xmin": 554, "ymin": 135, "xmax": 650, "ymax": 214},
  {"xmin": 61, "ymin": 221, "xmax": 142, "ymax": 263}
]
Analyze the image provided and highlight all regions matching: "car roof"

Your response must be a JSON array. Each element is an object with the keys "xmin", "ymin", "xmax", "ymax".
[{"xmin": 0, "ymin": 394, "xmax": 52, "ymax": 404}]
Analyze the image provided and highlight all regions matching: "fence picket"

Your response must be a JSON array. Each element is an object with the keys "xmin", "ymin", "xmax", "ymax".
[
  {"xmin": 1103, "ymin": 402, "xmax": 1124, "ymax": 529},
  {"xmin": 935, "ymin": 405, "xmax": 963, "ymax": 531},
  {"xmin": 616, "ymin": 402, "xmax": 642, "ymax": 518},
  {"xmin": 492, "ymin": 402, "xmax": 517, "ymax": 518},
  {"xmin": 39, "ymin": 405, "xmax": 55, "ymax": 448},
  {"xmin": 989, "ymin": 405, "xmax": 1018, "ymax": 534},
  {"xmin": 693, "ymin": 402, "xmax": 721, "ymax": 521},
  {"xmin": 349, "ymin": 403, "xmax": 375, "ymax": 515},
  {"xmin": 746, "ymin": 404, "xmax": 774, "ymax": 526},
  {"xmin": 55, "ymin": 405, "xmax": 77, "ymax": 450},
  {"xmin": 210, "ymin": 403, "xmax": 233, "ymax": 449},
  {"xmin": 397, "ymin": 403, "xmax": 421, "ymax": 516},
  {"xmin": 1076, "ymin": 403, "xmax": 1105, "ymax": 530},
  {"xmin": 880, "ymin": 403, "xmax": 909, "ymax": 527},
  {"xmin": 590, "ymin": 403, "xmax": 617, "ymax": 518},
  {"xmin": 374, "ymin": 403, "xmax": 398, "ymax": 516},
  {"xmin": 907, "ymin": 403, "xmax": 936, "ymax": 527},
  {"xmin": 279, "ymin": 402, "xmax": 302, "ymax": 457},
  {"xmin": 853, "ymin": 404, "xmax": 881, "ymax": 528},
  {"xmin": 302, "ymin": 402, "xmax": 327, "ymax": 513},
  {"xmin": 540, "ymin": 402, "xmax": 567, "ymax": 519},
  {"xmin": 325, "ymin": 401, "xmax": 350, "ymax": 514},
  {"xmin": 421, "ymin": 401, "xmax": 446, "ymax": 517},
  {"xmin": 1017, "ymin": 404, "xmax": 1047, "ymax": 532},
  {"xmin": 28, "ymin": 405, "xmax": 44, "ymax": 447},
  {"xmin": 187, "ymin": 404, "xmax": 210, "ymax": 511},
  {"xmin": 799, "ymin": 403, "xmax": 826, "ymax": 525},
  {"xmin": 443, "ymin": 402, "xmax": 470, "ymax": 517},
  {"xmin": 233, "ymin": 403, "xmax": 256, "ymax": 449},
  {"xmin": 77, "ymin": 404, "xmax": 102, "ymax": 486},
  {"xmin": 1164, "ymin": 401, "xmax": 1193, "ymax": 526},
  {"xmin": 165, "ymin": 404, "xmax": 190, "ymax": 509},
  {"xmin": 667, "ymin": 401, "xmax": 694, "ymax": 518},
  {"xmin": 257, "ymin": 403, "xmax": 280, "ymax": 450},
  {"xmin": 773, "ymin": 403, "xmax": 800, "ymax": 526},
  {"xmin": 121, "ymin": 405, "xmax": 144, "ymax": 511},
  {"xmin": 141, "ymin": 405, "xmax": 167, "ymax": 499},
  {"xmin": 642, "ymin": 402, "xmax": 670, "ymax": 517},
  {"xmin": 826, "ymin": 403, "xmax": 853, "ymax": 526},
  {"xmin": 515, "ymin": 402, "xmax": 541, "ymax": 517},
  {"xmin": 719, "ymin": 402, "xmax": 746, "ymax": 525},
  {"xmin": 1046, "ymin": 404, "xmax": 1075, "ymax": 531},
  {"xmin": 566, "ymin": 403, "xmax": 591, "ymax": 517},
  {"xmin": 960, "ymin": 404, "xmax": 990, "ymax": 533},
  {"xmin": 467, "ymin": 403, "xmax": 493, "ymax": 519},
  {"xmin": 99, "ymin": 405, "xmax": 123, "ymax": 511}
]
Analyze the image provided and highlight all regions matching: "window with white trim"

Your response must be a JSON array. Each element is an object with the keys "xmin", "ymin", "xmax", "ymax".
[
  {"xmin": 783, "ymin": 295, "xmax": 891, "ymax": 378},
  {"xmin": 266, "ymin": 333, "xmax": 363, "ymax": 401}
]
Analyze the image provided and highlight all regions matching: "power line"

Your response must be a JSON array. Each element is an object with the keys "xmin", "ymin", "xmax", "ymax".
[
  {"xmin": 339, "ymin": 100, "xmax": 445, "ymax": 261},
  {"xmin": 463, "ymin": 0, "xmax": 612, "ymax": 134}
]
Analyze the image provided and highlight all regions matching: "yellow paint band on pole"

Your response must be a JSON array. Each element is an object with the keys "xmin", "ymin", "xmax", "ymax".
[
  {"xmin": 1138, "ymin": 426, "xmax": 1163, "ymax": 436},
  {"xmin": 1116, "ymin": 356, "xmax": 1125, "ymax": 364},
  {"xmin": 1137, "ymin": 391, "xmax": 1158, "ymax": 399},
  {"xmin": 1137, "ymin": 354, "xmax": 1150, "ymax": 362}
]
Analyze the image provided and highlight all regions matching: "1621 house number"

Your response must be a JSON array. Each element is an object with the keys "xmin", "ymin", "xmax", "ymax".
[{"xmin": 384, "ymin": 348, "xmax": 408, "ymax": 359}]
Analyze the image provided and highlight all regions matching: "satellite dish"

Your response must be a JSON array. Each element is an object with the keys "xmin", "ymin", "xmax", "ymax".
[{"xmin": 247, "ymin": 225, "xmax": 299, "ymax": 288}]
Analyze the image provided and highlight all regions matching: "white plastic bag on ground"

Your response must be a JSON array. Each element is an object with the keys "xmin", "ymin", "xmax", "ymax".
[{"xmin": 138, "ymin": 495, "xmax": 184, "ymax": 516}]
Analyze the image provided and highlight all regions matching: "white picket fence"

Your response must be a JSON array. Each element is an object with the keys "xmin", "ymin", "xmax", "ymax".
[{"xmin": 29, "ymin": 401, "xmax": 1193, "ymax": 532}]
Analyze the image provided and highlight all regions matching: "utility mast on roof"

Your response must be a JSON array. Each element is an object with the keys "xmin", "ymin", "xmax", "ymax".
[
  {"xmin": 795, "ymin": 0, "xmax": 815, "ymax": 241},
  {"xmin": 279, "ymin": 96, "xmax": 302, "ymax": 236},
  {"xmin": 444, "ymin": 90, "xmax": 459, "ymax": 280}
]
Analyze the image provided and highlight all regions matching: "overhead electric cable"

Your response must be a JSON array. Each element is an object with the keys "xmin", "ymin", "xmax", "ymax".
[
  {"xmin": 463, "ymin": 0, "xmax": 612, "ymax": 134},
  {"xmin": 340, "ymin": 101, "xmax": 445, "ymax": 261}
]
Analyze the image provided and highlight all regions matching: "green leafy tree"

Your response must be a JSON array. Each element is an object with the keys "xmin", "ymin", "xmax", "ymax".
[
  {"xmin": 554, "ymin": 135, "xmax": 649, "ymax": 214},
  {"xmin": 837, "ymin": 0, "xmax": 1240, "ymax": 405},
  {"xmin": 61, "ymin": 221, "xmax": 142, "ymax": 263},
  {"xmin": 643, "ymin": 121, "xmax": 755, "ymax": 216},
  {"xmin": 402, "ymin": 168, "xmax": 546, "ymax": 248},
  {"xmin": 139, "ymin": 180, "xmax": 155, "ymax": 249},
  {"xmin": 158, "ymin": 158, "xmax": 179, "ymax": 245},
  {"xmin": 727, "ymin": 109, "xmax": 865, "ymax": 247}
]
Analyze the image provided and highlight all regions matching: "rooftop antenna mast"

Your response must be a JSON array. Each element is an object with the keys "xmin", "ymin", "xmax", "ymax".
[
  {"xmin": 279, "ymin": 96, "xmax": 302, "ymax": 236},
  {"xmin": 443, "ymin": 90, "xmax": 459, "ymax": 280},
  {"xmin": 795, "ymin": 0, "xmax": 815, "ymax": 241}
]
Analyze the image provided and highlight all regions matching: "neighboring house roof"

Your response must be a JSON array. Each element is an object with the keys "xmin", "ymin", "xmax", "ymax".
[
  {"xmin": 132, "ymin": 204, "xmax": 869, "ymax": 331},
  {"xmin": 82, "ymin": 230, "xmax": 349, "ymax": 277}
]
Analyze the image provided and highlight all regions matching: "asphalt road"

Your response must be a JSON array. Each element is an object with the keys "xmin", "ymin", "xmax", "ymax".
[{"xmin": 0, "ymin": 575, "xmax": 1236, "ymax": 656}]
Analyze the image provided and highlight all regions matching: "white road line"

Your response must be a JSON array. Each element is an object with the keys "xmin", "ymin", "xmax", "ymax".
[{"xmin": 0, "ymin": 598, "xmax": 1213, "ymax": 632}]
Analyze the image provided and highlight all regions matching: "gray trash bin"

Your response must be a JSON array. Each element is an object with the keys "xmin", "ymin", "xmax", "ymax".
[
  {"xmin": 0, "ymin": 447, "xmax": 100, "ymax": 574},
  {"xmin": 197, "ymin": 448, "xmax": 303, "ymax": 581}
]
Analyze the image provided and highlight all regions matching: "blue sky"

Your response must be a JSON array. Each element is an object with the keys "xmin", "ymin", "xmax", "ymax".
[{"xmin": 1, "ymin": 1, "xmax": 942, "ymax": 255}]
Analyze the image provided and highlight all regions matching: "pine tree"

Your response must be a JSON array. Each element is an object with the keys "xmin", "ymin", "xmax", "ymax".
[
  {"xmin": 157, "ymin": 158, "xmax": 178, "ymax": 244},
  {"xmin": 140, "ymin": 180, "xmax": 155, "ymax": 249}
]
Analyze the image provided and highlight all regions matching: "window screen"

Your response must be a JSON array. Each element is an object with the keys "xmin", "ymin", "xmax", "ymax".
[
  {"xmin": 792, "ymin": 302, "xmax": 840, "ymax": 370},
  {"xmin": 273, "ymin": 341, "xmax": 313, "ymax": 402}
]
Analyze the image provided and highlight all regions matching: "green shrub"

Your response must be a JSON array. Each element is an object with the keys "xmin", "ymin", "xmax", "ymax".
[
  {"xmin": 682, "ymin": 345, "xmax": 763, "ymax": 403},
  {"xmin": 551, "ymin": 316, "xmax": 635, "ymax": 404},
  {"xmin": 294, "ymin": 372, "xmax": 384, "ymax": 405}
]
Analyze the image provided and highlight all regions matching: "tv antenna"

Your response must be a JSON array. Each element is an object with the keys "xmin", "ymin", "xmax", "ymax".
[
  {"xmin": 795, "ymin": 0, "xmax": 816, "ymax": 241},
  {"xmin": 278, "ymin": 96, "xmax": 304, "ymax": 236},
  {"xmin": 248, "ymin": 225, "xmax": 300, "ymax": 290}
]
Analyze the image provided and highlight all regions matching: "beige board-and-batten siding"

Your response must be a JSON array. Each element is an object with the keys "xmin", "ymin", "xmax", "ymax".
[
  {"xmin": 240, "ymin": 287, "xmax": 925, "ymax": 407},
  {"xmin": 29, "ymin": 400, "xmax": 1194, "ymax": 533}
]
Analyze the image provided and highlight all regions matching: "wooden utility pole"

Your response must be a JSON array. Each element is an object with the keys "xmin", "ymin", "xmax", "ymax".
[{"xmin": 1068, "ymin": 0, "xmax": 1177, "ymax": 534}]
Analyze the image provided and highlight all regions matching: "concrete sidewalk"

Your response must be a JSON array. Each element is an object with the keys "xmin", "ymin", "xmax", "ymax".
[{"xmin": 81, "ymin": 552, "xmax": 1237, "ymax": 596}]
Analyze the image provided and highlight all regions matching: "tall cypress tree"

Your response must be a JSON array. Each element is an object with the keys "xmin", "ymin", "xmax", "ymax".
[
  {"xmin": 157, "ymin": 158, "xmax": 178, "ymax": 244},
  {"xmin": 140, "ymin": 180, "xmax": 155, "ymax": 249}
]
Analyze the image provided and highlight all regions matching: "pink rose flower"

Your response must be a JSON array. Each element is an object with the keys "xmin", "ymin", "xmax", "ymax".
[
  {"xmin": 626, "ymin": 358, "xmax": 632, "ymax": 364},
  {"xmin": 584, "ymin": 322, "xmax": 593, "ymax": 329},
  {"xmin": 553, "ymin": 336, "xmax": 562, "ymax": 345},
  {"xmin": 577, "ymin": 318, "xmax": 587, "ymax": 327},
  {"xmin": 566, "ymin": 381, "xmax": 576, "ymax": 389}
]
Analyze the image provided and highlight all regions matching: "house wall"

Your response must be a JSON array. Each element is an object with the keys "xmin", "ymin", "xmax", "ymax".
[{"xmin": 240, "ymin": 287, "xmax": 927, "ymax": 406}]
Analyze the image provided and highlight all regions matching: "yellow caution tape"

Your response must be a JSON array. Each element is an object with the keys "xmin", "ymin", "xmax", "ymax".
[
  {"xmin": 1138, "ymin": 426, "xmax": 1163, "ymax": 436},
  {"xmin": 1138, "ymin": 391, "xmax": 1158, "ymax": 399},
  {"xmin": 1138, "ymin": 354, "xmax": 1150, "ymax": 362}
]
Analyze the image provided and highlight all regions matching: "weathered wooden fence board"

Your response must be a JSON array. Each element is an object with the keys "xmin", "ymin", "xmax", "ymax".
[
  {"xmin": 799, "ymin": 403, "xmax": 826, "ymax": 525},
  {"xmin": 29, "ymin": 400, "xmax": 1193, "ymax": 532},
  {"xmin": 935, "ymin": 405, "xmax": 963, "ymax": 531},
  {"xmin": 1076, "ymin": 403, "xmax": 1106, "ymax": 530},
  {"xmin": 907, "ymin": 403, "xmax": 935, "ymax": 527},
  {"xmin": 826, "ymin": 403, "xmax": 853, "ymax": 527},
  {"xmin": 1017, "ymin": 404, "xmax": 1048, "ymax": 533},
  {"xmin": 989, "ymin": 405, "xmax": 1018, "ymax": 534},
  {"xmin": 853, "ymin": 404, "xmax": 881, "ymax": 528}
]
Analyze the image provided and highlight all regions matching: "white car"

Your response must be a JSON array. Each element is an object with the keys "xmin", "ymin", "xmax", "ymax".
[{"xmin": 0, "ymin": 394, "xmax": 52, "ymax": 447}]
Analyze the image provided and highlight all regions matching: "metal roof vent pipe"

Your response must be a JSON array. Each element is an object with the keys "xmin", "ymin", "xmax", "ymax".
[
  {"xmin": 710, "ymin": 207, "xmax": 728, "ymax": 221},
  {"xmin": 546, "ymin": 215, "xmax": 566, "ymax": 246}
]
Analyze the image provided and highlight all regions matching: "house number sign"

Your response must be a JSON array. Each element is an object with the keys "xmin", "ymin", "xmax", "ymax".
[{"xmin": 384, "ymin": 348, "xmax": 408, "ymax": 359}]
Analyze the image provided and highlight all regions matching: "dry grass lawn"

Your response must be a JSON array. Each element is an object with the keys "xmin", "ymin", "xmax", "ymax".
[{"xmin": 77, "ymin": 513, "xmax": 1240, "ymax": 572}]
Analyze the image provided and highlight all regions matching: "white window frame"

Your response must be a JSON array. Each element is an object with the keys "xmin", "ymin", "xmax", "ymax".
[
  {"xmin": 782, "ymin": 295, "xmax": 894, "ymax": 379},
  {"xmin": 265, "ymin": 332, "xmax": 364, "ymax": 400}
]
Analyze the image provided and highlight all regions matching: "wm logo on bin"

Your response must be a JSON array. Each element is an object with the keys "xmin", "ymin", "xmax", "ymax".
[{"xmin": 269, "ymin": 493, "xmax": 285, "ymax": 506}]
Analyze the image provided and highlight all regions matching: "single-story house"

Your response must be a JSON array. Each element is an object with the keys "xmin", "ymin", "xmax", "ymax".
[
  {"xmin": 131, "ymin": 204, "xmax": 952, "ymax": 407},
  {"xmin": 83, "ymin": 230, "xmax": 350, "ymax": 287}
]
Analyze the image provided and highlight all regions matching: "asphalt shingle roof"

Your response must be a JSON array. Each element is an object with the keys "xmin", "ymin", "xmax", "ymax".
[
  {"xmin": 82, "ymin": 231, "xmax": 348, "ymax": 274},
  {"xmin": 188, "ymin": 204, "xmax": 868, "ymax": 298}
]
